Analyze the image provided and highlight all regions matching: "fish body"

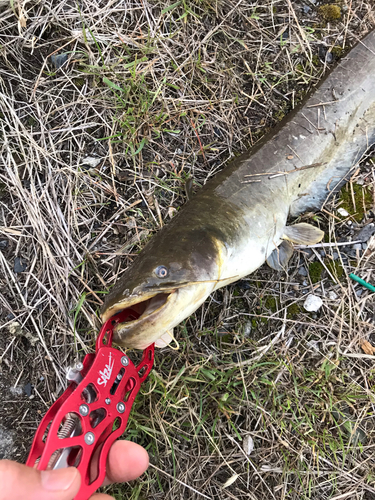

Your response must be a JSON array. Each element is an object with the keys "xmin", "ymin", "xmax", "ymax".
[{"xmin": 102, "ymin": 30, "xmax": 375, "ymax": 349}]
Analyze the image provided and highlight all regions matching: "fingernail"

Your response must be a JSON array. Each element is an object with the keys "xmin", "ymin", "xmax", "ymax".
[{"xmin": 41, "ymin": 468, "xmax": 78, "ymax": 491}]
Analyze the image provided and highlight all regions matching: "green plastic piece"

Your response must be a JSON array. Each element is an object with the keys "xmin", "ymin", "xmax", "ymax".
[{"xmin": 349, "ymin": 273, "xmax": 375, "ymax": 292}]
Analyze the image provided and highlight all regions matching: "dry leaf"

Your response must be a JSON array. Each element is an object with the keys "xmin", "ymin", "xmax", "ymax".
[
  {"xmin": 168, "ymin": 206, "xmax": 177, "ymax": 218},
  {"xmin": 243, "ymin": 435, "xmax": 254, "ymax": 455},
  {"xmin": 360, "ymin": 340, "xmax": 375, "ymax": 355},
  {"xmin": 223, "ymin": 473, "xmax": 239, "ymax": 488}
]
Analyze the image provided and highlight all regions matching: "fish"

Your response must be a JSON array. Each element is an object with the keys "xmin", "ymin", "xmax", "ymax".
[{"xmin": 101, "ymin": 30, "xmax": 375, "ymax": 349}]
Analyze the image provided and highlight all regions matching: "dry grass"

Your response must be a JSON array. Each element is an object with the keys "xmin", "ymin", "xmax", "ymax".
[{"xmin": 1, "ymin": 0, "xmax": 375, "ymax": 498}]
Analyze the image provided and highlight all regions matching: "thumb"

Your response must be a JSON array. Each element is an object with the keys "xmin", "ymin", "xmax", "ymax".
[{"xmin": 0, "ymin": 460, "xmax": 81, "ymax": 500}]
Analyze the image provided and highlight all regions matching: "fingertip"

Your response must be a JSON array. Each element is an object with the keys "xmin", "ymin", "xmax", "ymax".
[{"xmin": 105, "ymin": 440, "xmax": 149, "ymax": 485}]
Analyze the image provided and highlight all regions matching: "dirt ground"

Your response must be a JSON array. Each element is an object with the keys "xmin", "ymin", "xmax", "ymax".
[{"xmin": 1, "ymin": 0, "xmax": 375, "ymax": 498}]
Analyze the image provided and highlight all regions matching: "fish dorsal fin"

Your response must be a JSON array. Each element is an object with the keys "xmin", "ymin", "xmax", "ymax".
[
  {"xmin": 266, "ymin": 240, "xmax": 294, "ymax": 271},
  {"xmin": 282, "ymin": 222, "xmax": 324, "ymax": 245}
]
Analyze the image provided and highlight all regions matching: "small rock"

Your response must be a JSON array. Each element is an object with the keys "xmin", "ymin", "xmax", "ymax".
[
  {"xmin": 353, "ymin": 243, "xmax": 362, "ymax": 251},
  {"xmin": 303, "ymin": 248, "xmax": 314, "ymax": 259},
  {"xmin": 298, "ymin": 266, "xmax": 308, "ymax": 277},
  {"xmin": 356, "ymin": 289, "xmax": 363, "ymax": 297},
  {"xmin": 362, "ymin": 243, "xmax": 367, "ymax": 250},
  {"xmin": 6, "ymin": 313, "xmax": 15, "ymax": 320},
  {"xmin": 14, "ymin": 256, "xmax": 27, "ymax": 273},
  {"xmin": 332, "ymin": 251, "xmax": 339, "ymax": 260},
  {"xmin": 237, "ymin": 280, "xmax": 251, "ymax": 291},
  {"xmin": 243, "ymin": 435, "xmax": 254, "ymax": 455},
  {"xmin": 281, "ymin": 29, "xmax": 289, "ymax": 42},
  {"xmin": 328, "ymin": 291, "xmax": 338, "ymax": 300},
  {"xmin": 24, "ymin": 382, "xmax": 33, "ymax": 397},
  {"xmin": 0, "ymin": 240, "xmax": 8, "ymax": 249},
  {"xmin": 213, "ymin": 127, "xmax": 222, "ymax": 138},
  {"xmin": 338, "ymin": 207, "xmax": 350, "ymax": 217},
  {"xmin": 51, "ymin": 52, "xmax": 69, "ymax": 69},
  {"xmin": 303, "ymin": 294, "xmax": 323, "ymax": 312},
  {"xmin": 325, "ymin": 51, "xmax": 333, "ymax": 63},
  {"xmin": 243, "ymin": 321, "xmax": 252, "ymax": 337},
  {"xmin": 357, "ymin": 223, "xmax": 375, "ymax": 242},
  {"xmin": 81, "ymin": 156, "xmax": 101, "ymax": 169},
  {"xmin": 318, "ymin": 46, "xmax": 334, "ymax": 64},
  {"xmin": 232, "ymin": 352, "xmax": 247, "ymax": 363},
  {"xmin": 9, "ymin": 386, "xmax": 23, "ymax": 396},
  {"xmin": 302, "ymin": 4, "xmax": 311, "ymax": 13}
]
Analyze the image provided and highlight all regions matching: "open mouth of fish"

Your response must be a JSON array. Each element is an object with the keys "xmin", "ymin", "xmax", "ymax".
[
  {"xmin": 101, "ymin": 288, "xmax": 179, "ymax": 349},
  {"xmin": 124, "ymin": 292, "xmax": 172, "ymax": 318},
  {"xmin": 102, "ymin": 290, "xmax": 174, "ymax": 322},
  {"xmin": 101, "ymin": 280, "xmax": 216, "ymax": 349}
]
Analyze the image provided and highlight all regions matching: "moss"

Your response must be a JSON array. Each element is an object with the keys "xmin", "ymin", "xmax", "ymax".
[
  {"xmin": 74, "ymin": 78, "xmax": 85, "ymax": 88},
  {"xmin": 309, "ymin": 261, "xmax": 324, "ymax": 284},
  {"xmin": 295, "ymin": 63, "xmax": 304, "ymax": 72},
  {"xmin": 311, "ymin": 55, "xmax": 320, "ymax": 66},
  {"xmin": 287, "ymin": 303, "xmax": 301, "ymax": 319},
  {"xmin": 274, "ymin": 110, "xmax": 286, "ymax": 122},
  {"xmin": 220, "ymin": 334, "xmax": 232, "ymax": 343},
  {"xmin": 264, "ymin": 296, "xmax": 278, "ymax": 312},
  {"xmin": 326, "ymin": 259, "xmax": 344, "ymax": 279},
  {"xmin": 339, "ymin": 183, "xmax": 373, "ymax": 222},
  {"xmin": 331, "ymin": 46, "xmax": 344, "ymax": 58},
  {"xmin": 318, "ymin": 4, "xmax": 341, "ymax": 21}
]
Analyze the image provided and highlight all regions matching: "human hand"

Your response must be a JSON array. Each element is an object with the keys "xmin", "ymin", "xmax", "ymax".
[{"xmin": 0, "ymin": 440, "xmax": 149, "ymax": 500}]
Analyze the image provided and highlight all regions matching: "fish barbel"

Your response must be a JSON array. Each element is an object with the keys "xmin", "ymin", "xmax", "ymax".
[{"xmin": 101, "ymin": 30, "xmax": 375, "ymax": 349}]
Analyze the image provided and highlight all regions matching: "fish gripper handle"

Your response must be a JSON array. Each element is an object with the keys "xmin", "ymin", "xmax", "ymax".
[{"xmin": 26, "ymin": 309, "xmax": 154, "ymax": 500}]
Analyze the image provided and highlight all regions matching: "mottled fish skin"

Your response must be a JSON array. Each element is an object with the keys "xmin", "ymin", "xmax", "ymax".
[{"xmin": 101, "ymin": 30, "xmax": 375, "ymax": 349}]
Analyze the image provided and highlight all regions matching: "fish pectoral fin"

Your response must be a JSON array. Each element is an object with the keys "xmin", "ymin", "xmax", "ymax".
[
  {"xmin": 282, "ymin": 222, "xmax": 324, "ymax": 245},
  {"xmin": 266, "ymin": 240, "xmax": 294, "ymax": 271}
]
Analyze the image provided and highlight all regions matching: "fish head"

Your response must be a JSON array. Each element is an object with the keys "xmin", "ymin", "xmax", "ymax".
[{"xmin": 100, "ymin": 226, "xmax": 225, "ymax": 349}]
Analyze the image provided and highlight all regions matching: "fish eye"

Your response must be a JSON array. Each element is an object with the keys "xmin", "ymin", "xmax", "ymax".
[{"xmin": 155, "ymin": 265, "xmax": 168, "ymax": 278}]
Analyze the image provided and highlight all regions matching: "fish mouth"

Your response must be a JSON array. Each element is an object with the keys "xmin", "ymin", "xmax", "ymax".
[
  {"xmin": 101, "ymin": 289, "xmax": 178, "ymax": 349},
  {"xmin": 101, "ymin": 280, "xmax": 215, "ymax": 349},
  {"xmin": 101, "ymin": 290, "xmax": 174, "ymax": 323}
]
